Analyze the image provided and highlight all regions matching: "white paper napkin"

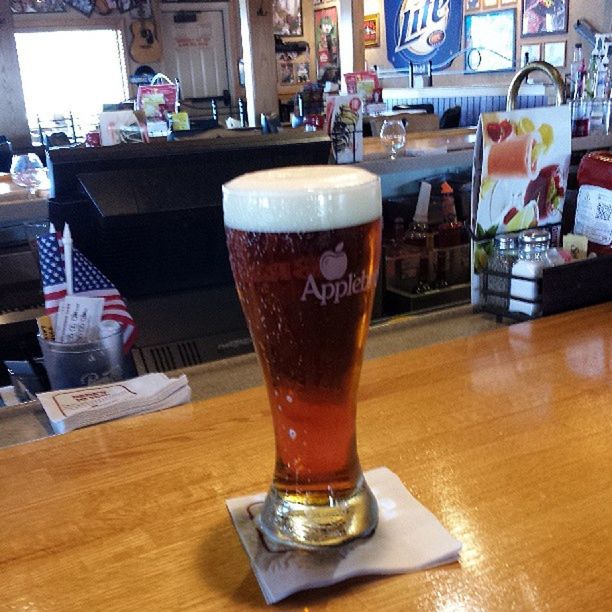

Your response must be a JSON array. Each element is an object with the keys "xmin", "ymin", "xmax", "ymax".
[
  {"xmin": 37, "ymin": 373, "xmax": 191, "ymax": 433},
  {"xmin": 226, "ymin": 466, "xmax": 462, "ymax": 604}
]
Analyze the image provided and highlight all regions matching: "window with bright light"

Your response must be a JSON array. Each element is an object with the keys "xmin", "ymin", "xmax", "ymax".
[{"xmin": 14, "ymin": 29, "xmax": 129, "ymax": 144}]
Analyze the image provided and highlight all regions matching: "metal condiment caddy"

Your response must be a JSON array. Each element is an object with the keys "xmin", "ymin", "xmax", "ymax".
[{"xmin": 479, "ymin": 223, "xmax": 612, "ymax": 322}]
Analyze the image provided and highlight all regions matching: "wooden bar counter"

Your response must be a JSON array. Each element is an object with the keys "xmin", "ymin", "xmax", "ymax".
[{"xmin": 1, "ymin": 304, "xmax": 610, "ymax": 609}]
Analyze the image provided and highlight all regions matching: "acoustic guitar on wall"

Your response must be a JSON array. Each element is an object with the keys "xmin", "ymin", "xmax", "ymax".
[{"xmin": 129, "ymin": 0, "xmax": 162, "ymax": 64}]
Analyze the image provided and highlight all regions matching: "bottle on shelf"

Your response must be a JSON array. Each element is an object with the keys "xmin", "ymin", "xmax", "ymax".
[
  {"xmin": 571, "ymin": 55, "xmax": 590, "ymax": 137},
  {"xmin": 238, "ymin": 97, "xmax": 247, "ymax": 127},
  {"xmin": 569, "ymin": 43, "xmax": 583, "ymax": 99},
  {"xmin": 590, "ymin": 54, "xmax": 609, "ymax": 133}
]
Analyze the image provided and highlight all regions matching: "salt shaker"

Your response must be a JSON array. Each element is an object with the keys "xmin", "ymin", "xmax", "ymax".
[
  {"xmin": 485, "ymin": 233, "xmax": 519, "ymax": 310},
  {"xmin": 509, "ymin": 228, "xmax": 551, "ymax": 316}
]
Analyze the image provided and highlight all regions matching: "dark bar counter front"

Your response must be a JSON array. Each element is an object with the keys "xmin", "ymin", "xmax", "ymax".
[{"xmin": 46, "ymin": 133, "xmax": 332, "ymax": 371}]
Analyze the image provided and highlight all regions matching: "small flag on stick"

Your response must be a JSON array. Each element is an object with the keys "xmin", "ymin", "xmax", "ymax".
[{"xmin": 37, "ymin": 229, "xmax": 137, "ymax": 352}]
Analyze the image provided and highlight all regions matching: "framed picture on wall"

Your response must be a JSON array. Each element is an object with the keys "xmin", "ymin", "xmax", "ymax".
[
  {"xmin": 277, "ymin": 60, "xmax": 296, "ymax": 85},
  {"xmin": 520, "ymin": 43, "xmax": 541, "ymax": 65},
  {"xmin": 10, "ymin": 0, "xmax": 65, "ymax": 12},
  {"xmin": 115, "ymin": 0, "xmax": 135, "ymax": 12},
  {"xmin": 315, "ymin": 6, "xmax": 340, "ymax": 81},
  {"xmin": 483, "ymin": 0, "xmax": 499, "ymax": 8},
  {"xmin": 543, "ymin": 41, "xmax": 566, "ymax": 66},
  {"xmin": 464, "ymin": 9, "xmax": 516, "ymax": 72},
  {"xmin": 465, "ymin": 0, "xmax": 480, "ymax": 11},
  {"xmin": 64, "ymin": 0, "xmax": 95, "ymax": 16},
  {"xmin": 130, "ymin": 0, "xmax": 152, "ymax": 18},
  {"xmin": 364, "ymin": 14, "xmax": 380, "ymax": 48},
  {"xmin": 522, "ymin": 0, "xmax": 568, "ymax": 36},
  {"xmin": 273, "ymin": 0, "xmax": 303, "ymax": 37}
]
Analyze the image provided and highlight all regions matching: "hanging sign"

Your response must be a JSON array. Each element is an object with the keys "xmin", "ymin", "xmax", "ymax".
[{"xmin": 384, "ymin": 0, "xmax": 463, "ymax": 70}]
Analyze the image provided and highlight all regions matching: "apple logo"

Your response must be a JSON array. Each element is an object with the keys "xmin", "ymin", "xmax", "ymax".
[{"xmin": 320, "ymin": 243, "xmax": 348, "ymax": 280}]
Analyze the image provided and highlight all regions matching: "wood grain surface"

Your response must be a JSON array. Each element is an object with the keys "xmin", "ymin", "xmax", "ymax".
[{"xmin": 1, "ymin": 304, "xmax": 610, "ymax": 610}]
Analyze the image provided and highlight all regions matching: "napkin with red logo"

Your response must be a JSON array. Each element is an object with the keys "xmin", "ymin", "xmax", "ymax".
[{"xmin": 226, "ymin": 466, "xmax": 462, "ymax": 604}]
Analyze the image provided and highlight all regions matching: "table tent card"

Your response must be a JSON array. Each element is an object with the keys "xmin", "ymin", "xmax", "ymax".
[
  {"xmin": 470, "ymin": 104, "xmax": 571, "ymax": 303},
  {"xmin": 324, "ymin": 94, "xmax": 364, "ymax": 164}
]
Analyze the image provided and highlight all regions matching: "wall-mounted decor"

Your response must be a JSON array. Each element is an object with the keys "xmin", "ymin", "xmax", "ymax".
[
  {"xmin": 464, "ymin": 9, "xmax": 516, "ymax": 72},
  {"xmin": 483, "ymin": 0, "xmax": 498, "ymax": 8},
  {"xmin": 129, "ymin": 0, "xmax": 161, "ymax": 63},
  {"xmin": 277, "ymin": 59, "xmax": 296, "ymax": 85},
  {"xmin": 115, "ymin": 0, "xmax": 135, "ymax": 12},
  {"xmin": 364, "ymin": 14, "xmax": 380, "ymax": 48},
  {"xmin": 276, "ymin": 43, "xmax": 310, "ymax": 86},
  {"xmin": 543, "ymin": 40, "xmax": 566, "ymax": 66},
  {"xmin": 64, "ymin": 0, "xmax": 95, "ymax": 16},
  {"xmin": 315, "ymin": 6, "xmax": 339, "ymax": 81},
  {"xmin": 273, "ymin": 0, "xmax": 303, "ymax": 37},
  {"xmin": 10, "ymin": 0, "xmax": 65, "ymax": 12},
  {"xmin": 129, "ymin": 0, "xmax": 152, "ymax": 19},
  {"xmin": 465, "ymin": 0, "xmax": 480, "ymax": 11},
  {"xmin": 94, "ymin": 0, "xmax": 117, "ymax": 15},
  {"xmin": 384, "ymin": 0, "xmax": 463, "ymax": 71},
  {"xmin": 522, "ymin": 0, "xmax": 568, "ymax": 36},
  {"xmin": 520, "ymin": 42, "xmax": 541, "ymax": 65}
]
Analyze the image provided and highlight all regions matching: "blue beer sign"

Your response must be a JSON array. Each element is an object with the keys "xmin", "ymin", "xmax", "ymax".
[{"xmin": 384, "ymin": 0, "xmax": 463, "ymax": 70}]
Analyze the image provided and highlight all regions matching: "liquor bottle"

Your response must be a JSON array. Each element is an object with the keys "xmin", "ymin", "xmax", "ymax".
[
  {"xmin": 591, "ymin": 55, "xmax": 609, "ymax": 133},
  {"xmin": 585, "ymin": 49, "xmax": 599, "ymax": 99},
  {"xmin": 238, "ymin": 97, "xmax": 247, "ymax": 127},
  {"xmin": 570, "ymin": 43, "xmax": 583, "ymax": 99}
]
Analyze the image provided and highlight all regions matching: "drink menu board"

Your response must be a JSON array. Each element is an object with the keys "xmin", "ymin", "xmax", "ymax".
[{"xmin": 470, "ymin": 104, "xmax": 571, "ymax": 303}]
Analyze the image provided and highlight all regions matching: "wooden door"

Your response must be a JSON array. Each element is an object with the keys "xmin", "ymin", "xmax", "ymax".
[{"xmin": 160, "ymin": 10, "xmax": 230, "ymax": 99}]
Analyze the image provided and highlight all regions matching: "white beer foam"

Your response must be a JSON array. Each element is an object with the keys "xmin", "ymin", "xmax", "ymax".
[{"xmin": 223, "ymin": 166, "xmax": 381, "ymax": 232}]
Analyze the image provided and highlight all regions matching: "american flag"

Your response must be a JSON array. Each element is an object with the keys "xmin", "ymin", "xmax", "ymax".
[{"xmin": 37, "ymin": 232, "xmax": 138, "ymax": 352}]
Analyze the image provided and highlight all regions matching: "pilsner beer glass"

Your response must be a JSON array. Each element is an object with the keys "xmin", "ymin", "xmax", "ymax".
[{"xmin": 223, "ymin": 165, "xmax": 381, "ymax": 549}]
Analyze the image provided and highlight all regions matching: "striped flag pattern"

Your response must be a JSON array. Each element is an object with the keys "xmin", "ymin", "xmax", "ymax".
[{"xmin": 37, "ymin": 232, "xmax": 137, "ymax": 352}]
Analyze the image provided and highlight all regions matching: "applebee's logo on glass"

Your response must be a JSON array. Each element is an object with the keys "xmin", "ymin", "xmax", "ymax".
[{"xmin": 300, "ymin": 243, "xmax": 373, "ymax": 306}]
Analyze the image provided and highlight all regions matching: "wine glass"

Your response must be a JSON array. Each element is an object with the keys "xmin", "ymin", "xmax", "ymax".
[
  {"xmin": 10, "ymin": 153, "xmax": 46, "ymax": 195},
  {"xmin": 379, "ymin": 119, "xmax": 406, "ymax": 160}
]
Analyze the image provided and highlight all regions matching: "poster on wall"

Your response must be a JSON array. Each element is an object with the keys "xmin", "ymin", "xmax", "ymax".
[
  {"xmin": 277, "ymin": 52, "xmax": 310, "ymax": 85},
  {"xmin": 522, "ymin": 0, "xmax": 568, "ymax": 36},
  {"xmin": 173, "ymin": 20, "xmax": 213, "ymax": 50},
  {"xmin": 464, "ymin": 10, "xmax": 516, "ymax": 72},
  {"xmin": 314, "ymin": 7, "xmax": 340, "ymax": 82},
  {"xmin": 364, "ymin": 14, "xmax": 380, "ymax": 48},
  {"xmin": 273, "ymin": 0, "xmax": 303, "ymax": 37},
  {"xmin": 64, "ymin": 0, "xmax": 95, "ymax": 16},
  {"xmin": 383, "ymin": 0, "xmax": 463, "ymax": 70},
  {"xmin": 10, "ymin": 0, "xmax": 65, "ymax": 12}
]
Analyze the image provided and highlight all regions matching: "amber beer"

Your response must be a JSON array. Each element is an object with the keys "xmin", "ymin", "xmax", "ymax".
[{"xmin": 223, "ymin": 165, "xmax": 381, "ymax": 548}]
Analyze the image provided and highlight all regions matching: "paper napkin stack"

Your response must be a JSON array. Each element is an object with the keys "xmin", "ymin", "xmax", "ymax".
[{"xmin": 37, "ymin": 373, "xmax": 191, "ymax": 434}]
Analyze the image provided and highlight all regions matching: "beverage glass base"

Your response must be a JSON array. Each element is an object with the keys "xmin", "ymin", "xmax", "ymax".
[{"xmin": 256, "ymin": 475, "xmax": 379, "ymax": 550}]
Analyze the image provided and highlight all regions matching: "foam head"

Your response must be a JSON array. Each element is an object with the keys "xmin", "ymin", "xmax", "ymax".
[{"xmin": 222, "ymin": 165, "xmax": 381, "ymax": 232}]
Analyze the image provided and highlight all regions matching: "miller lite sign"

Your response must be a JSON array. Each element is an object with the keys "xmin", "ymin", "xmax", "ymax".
[{"xmin": 384, "ymin": 0, "xmax": 463, "ymax": 70}]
